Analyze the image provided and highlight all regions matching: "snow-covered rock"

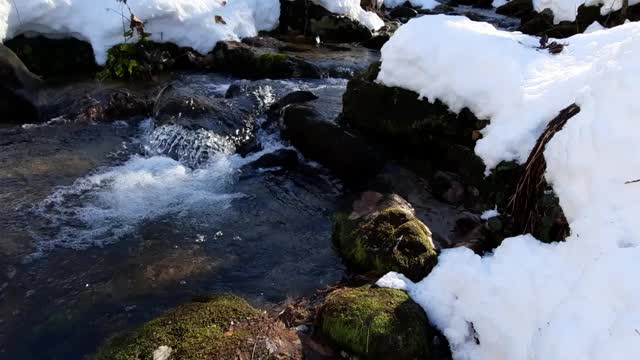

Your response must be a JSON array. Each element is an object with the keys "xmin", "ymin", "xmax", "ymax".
[
  {"xmin": 312, "ymin": 0, "xmax": 385, "ymax": 30},
  {"xmin": 534, "ymin": 0, "xmax": 640, "ymax": 23},
  {"xmin": 2, "ymin": 0, "xmax": 281, "ymax": 64},
  {"xmin": 378, "ymin": 15, "xmax": 640, "ymax": 360}
]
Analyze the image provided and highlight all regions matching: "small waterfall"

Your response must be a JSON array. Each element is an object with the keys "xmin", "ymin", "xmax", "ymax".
[{"xmin": 145, "ymin": 123, "xmax": 238, "ymax": 168}]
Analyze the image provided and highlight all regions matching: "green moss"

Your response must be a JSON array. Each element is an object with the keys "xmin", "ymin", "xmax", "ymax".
[
  {"xmin": 256, "ymin": 53, "xmax": 292, "ymax": 78},
  {"xmin": 97, "ymin": 43, "xmax": 143, "ymax": 81},
  {"xmin": 94, "ymin": 294, "xmax": 262, "ymax": 360},
  {"xmin": 319, "ymin": 286, "xmax": 430, "ymax": 359},
  {"xmin": 333, "ymin": 207, "xmax": 437, "ymax": 281}
]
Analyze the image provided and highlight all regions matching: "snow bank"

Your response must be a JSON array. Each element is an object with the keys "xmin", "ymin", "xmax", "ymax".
[
  {"xmin": 377, "ymin": 15, "xmax": 640, "ymax": 360},
  {"xmin": 531, "ymin": 0, "xmax": 640, "ymax": 23},
  {"xmin": 2, "ymin": 0, "xmax": 280, "ymax": 64},
  {"xmin": 311, "ymin": 0, "xmax": 385, "ymax": 30},
  {"xmin": 384, "ymin": 0, "xmax": 442, "ymax": 10}
]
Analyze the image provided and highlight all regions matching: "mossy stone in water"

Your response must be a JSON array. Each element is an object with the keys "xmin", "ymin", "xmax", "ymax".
[
  {"xmin": 334, "ymin": 193, "xmax": 438, "ymax": 281},
  {"xmin": 94, "ymin": 294, "xmax": 264, "ymax": 360},
  {"xmin": 319, "ymin": 286, "xmax": 430, "ymax": 359}
]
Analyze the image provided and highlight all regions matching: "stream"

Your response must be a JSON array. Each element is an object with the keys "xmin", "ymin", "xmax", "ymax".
[{"xmin": 0, "ymin": 71, "xmax": 356, "ymax": 359}]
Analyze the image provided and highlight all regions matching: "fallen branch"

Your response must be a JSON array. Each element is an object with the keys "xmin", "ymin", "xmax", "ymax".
[{"xmin": 507, "ymin": 103, "xmax": 581, "ymax": 234}]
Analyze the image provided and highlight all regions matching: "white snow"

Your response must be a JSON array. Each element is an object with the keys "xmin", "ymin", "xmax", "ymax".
[
  {"xmin": 3, "ymin": 0, "xmax": 281, "ymax": 64},
  {"xmin": 377, "ymin": 15, "xmax": 640, "ymax": 360},
  {"xmin": 311, "ymin": 0, "xmax": 385, "ymax": 30},
  {"xmin": 532, "ymin": 0, "xmax": 640, "ymax": 23},
  {"xmin": 479, "ymin": 207, "xmax": 499, "ymax": 220},
  {"xmin": 584, "ymin": 20, "xmax": 605, "ymax": 32},
  {"xmin": 384, "ymin": 0, "xmax": 442, "ymax": 10}
]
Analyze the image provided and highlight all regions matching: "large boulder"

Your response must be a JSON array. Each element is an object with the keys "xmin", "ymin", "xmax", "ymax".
[
  {"xmin": 341, "ymin": 62, "xmax": 487, "ymax": 186},
  {"xmin": 95, "ymin": 294, "xmax": 301, "ymax": 359},
  {"xmin": 282, "ymin": 104, "xmax": 385, "ymax": 186},
  {"xmin": 0, "ymin": 44, "xmax": 41, "ymax": 123},
  {"xmin": 279, "ymin": 0, "xmax": 374, "ymax": 42},
  {"xmin": 5, "ymin": 35, "xmax": 98, "ymax": 80},
  {"xmin": 211, "ymin": 41, "xmax": 321, "ymax": 79},
  {"xmin": 333, "ymin": 192, "xmax": 438, "ymax": 281},
  {"xmin": 318, "ymin": 286, "xmax": 449, "ymax": 359}
]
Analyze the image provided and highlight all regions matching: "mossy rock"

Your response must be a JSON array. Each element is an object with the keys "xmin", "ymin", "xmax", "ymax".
[
  {"xmin": 318, "ymin": 286, "xmax": 433, "ymax": 359},
  {"xmin": 211, "ymin": 41, "xmax": 320, "ymax": 79},
  {"xmin": 94, "ymin": 294, "xmax": 290, "ymax": 360},
  {"xmin": 334, "ymin": 193, "xmax": 437, "ymax": 281}
]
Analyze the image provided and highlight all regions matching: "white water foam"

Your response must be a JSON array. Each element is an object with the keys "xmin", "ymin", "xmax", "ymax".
[{"xmin": 29, "ymin": 117, "xmax": 288, "ymax": 256}]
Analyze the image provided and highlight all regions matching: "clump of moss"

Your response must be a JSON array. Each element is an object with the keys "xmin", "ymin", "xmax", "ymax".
[
  {"xmin": 319, "ymin": 286, "xmax": 430, "ymax": 359},
  {"xmin": 334, "ymin": 205, "xmax": 437, "ymax": 281},
  {"xmin": 94, "ymin": 294, "xmax": 263, "ymax": 360},
  {"xmin": 97, "ymin": 41, "xmax": 173, "ymax": 81},
  {"xmin": 256, "ymin": 53, "xmax": 290, "ymax": 75}
]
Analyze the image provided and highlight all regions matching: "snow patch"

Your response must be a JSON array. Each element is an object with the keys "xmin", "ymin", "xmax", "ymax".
[
  {"xmin": 378, "ymin": 15, "xmax": 640, "ymax": 360},
  {"xmin": 3, "ymin": 0, "xmax": 280, "ymax": 64},
  {"xmin": 533, "ymin": 0, "xmax": 640, "ymax": 23},
  {"xmin": 480, "ymin": 207, "xmax": 499, "ymax": 220}
]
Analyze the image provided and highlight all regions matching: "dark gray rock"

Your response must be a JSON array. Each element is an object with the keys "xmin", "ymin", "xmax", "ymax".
[{"xmin": 282, "ymin": 104, "xmax": 385, "ymax": 186}]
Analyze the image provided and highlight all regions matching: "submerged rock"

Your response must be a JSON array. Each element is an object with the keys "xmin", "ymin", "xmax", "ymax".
[
  {"xmin": 95, "ymin": 294, "xmax": 301, "ymax": 360},
  {"xmin": 333, "ymin": 192, "xmax": 438, "ymax": 281},
  {"xmin": 318, "ymin": 286, "xmax": 447, "ymax": 359}
]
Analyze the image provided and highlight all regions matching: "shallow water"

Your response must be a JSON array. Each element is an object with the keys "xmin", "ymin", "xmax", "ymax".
[{"xmin": 0, "ymin": 74, "xmax": 349, "ymax": 359}]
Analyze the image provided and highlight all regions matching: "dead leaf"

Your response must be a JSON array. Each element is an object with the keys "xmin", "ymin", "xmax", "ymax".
[{"xmin": 215, "ymin": 15, "xmax": 227, "ymax": 25}]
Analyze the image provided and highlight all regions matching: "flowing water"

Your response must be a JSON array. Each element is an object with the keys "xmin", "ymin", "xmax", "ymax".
[{"xmin": 0, "ymin": 72, "xmax": 352, "ymax": 359}]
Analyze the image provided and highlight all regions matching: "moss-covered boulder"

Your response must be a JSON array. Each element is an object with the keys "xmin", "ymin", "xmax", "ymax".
[
  {"xmin": 318, "ymin": 286, "xmax": 445, "ymax": 359},
  {"xmin": 334, "ymin": 192, "xmax": 437, "ymax": 281},
  {"xmin": 211, "ymin": 41, "xmax": 321, "ymax": 79},
  {"xmin": 95, "ymin": 294, "xmax": 299, "ymax": 360}
]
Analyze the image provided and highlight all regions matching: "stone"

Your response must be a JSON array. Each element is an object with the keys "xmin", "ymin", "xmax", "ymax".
[
  {"xmin": 389, "ymin": 6, "xmax": 419, "ymax": 19},
  {"xmin": 333, "ymin": 192, "xmax": 438, "ymax": 281},
  {"xmin": 0, "ymin": 44, "xmax": 41, "ymax": 123},
  {"xmin": 282, "ymin": 104, "xmax": 385, "ymax": 186},
  {"xmin": 318, "ymin": 286, "xmax": 449, "ymax": 359}
]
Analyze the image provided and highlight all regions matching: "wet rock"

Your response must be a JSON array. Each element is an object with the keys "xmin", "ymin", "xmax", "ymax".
[
  {"xmin": 0, "ymin": 44, "xmax": 41, "ymax": 123},
  {"xmin": 450, "ymin": 212, "xmax": 502, "ymax": 254},
  {"xmin": 318, "ymin": 286, "xmax": 448, "ymax": 359},
  {"xmin": 333, "ymin": 192, "xmax": 438, "ymax": 281},
  {"xmin": 431, "ymin": 171, "xmax": 467, "ymax": 205},
  {"xmin": 95, "ymin": 294, "xmax": 302, "ymax": 360},
  {"xmin": 246, "ymin": 149, "xmax": 300, "ymax": 171},
  {"xmin": 279, "ymin": 0, "xmax": 374, "ymax": 43},
  {"xmin": 266, "ymin": 90, "xmax": 319, "ymax": 125},
  {"xmin": 282, "ymin": 104, "xmax": 385, "ymax": 186},
  {"xmin": 211, "ymin": 41, "xmax": 321, "ymax": 79},
  {"xmin": 75, "ymin": 90, "xmax": 151, "ymax": 122},
  {"xmin": 154, "ymin": 85, "xmax": 258, "ymax": 156},
  {"xmin": 5, "ymin": 35, "xmax": 98, "ymax": 81},
  {"xmin": 389, "ymin": 6, "xmax": 419, "ymax": 19}
]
